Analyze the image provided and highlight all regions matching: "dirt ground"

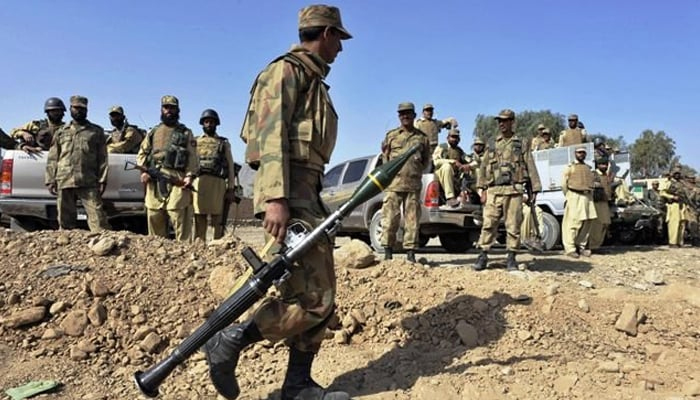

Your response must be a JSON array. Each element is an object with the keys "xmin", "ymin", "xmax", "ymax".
[{"xmin": 0, "ymin": 225, "xmax": 699, "ymax": 400}]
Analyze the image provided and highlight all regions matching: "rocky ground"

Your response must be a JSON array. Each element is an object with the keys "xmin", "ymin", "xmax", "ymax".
[{"xmin": 0, "ymin": 225, "xmax": 699, "ymax": 400}]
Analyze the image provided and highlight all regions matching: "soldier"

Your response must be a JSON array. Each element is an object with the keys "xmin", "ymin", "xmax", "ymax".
[
  {"xmin": 106, "ymin": 106, "xmax": 144, "ymax": 154},
  {"xmin": 193, "ymin": 109, "xmax": 237, "ymax": 241},
  {"xmin": 532, "ymin": 129, "xmax": 554, "ymax": 151},
  {"xmin": 558, "ymin": 114, "xmax": 587, "ymax": 147},
  {"xmin": 433, "ymin": 128, "xmax": 470, "ymax": 209},
  {"xmin": 136, "ymin": 95, "xmax": 197, "ymax": 241},
  {"xmin": 593, "ymin": 137, "xmax": 608, "ymax": 160},
  {"xmin": 11, "ymin": 97, "xmax": 66, "ymax": 152},
  {"xmin": 660, "ymin": 166, "xmax": 687, "ymax": 247},
  {"xmin": 530, "ymin": 123, "xmax": 546, "ymax": 149},
  {"xmin": 380, "ymin": 102, "xmax": 431, "ymax": 261},
  {"xmin": 45, "ymin": 96, "xmax": 110, "ymax": 232},
  {"xmin": 646, "ymin": 181, "xmax": 663, "ymax": 209},
  {"xmin": 414, "ymin": 103, "xmax": 456, "ymax": 154},
  {"xmin": 473, "ymin": 109, "xmax": 541, "ymax": 271},
  {"xmin": 561, "ymin": 146, "xmax": 597, "ymax": 258},
  {"xmin": 588, "ymin": 156, "xmax": 612, "ymax": 252},
  {"xmin": 0, "ymin": 127, "xmax": 16, "ymax": 150},
  {"xmin": 203, "ymin": 5, "xmax": 352, "ymax": 400}
]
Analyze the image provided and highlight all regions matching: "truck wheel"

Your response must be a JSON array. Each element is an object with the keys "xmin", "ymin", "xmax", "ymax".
[
  {"xmin": 369, "ymin": 210, "xmax": 404, "ymax": 252},
  {"xmin": 438, "ymin": 233, "xmax": 472, "ymax": 253},
  {"xmin": 540, "ymin": 213, "xmax": 561, "ymax": 250},
  {"xmin": 10, "ymin": 217, "xmax": 41, "ymax": 232},
  {"xmin": 618, "ymin": 229, "xmax": 637, "ymax": 244}
]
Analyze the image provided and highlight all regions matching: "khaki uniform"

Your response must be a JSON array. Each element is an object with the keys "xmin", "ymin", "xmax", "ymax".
[
  {"xmin": 432, "ymin": 142, "xmax": 467, "ymax": 200},
  {"xmin": 558, "ymin": 128, "xmax": 586, "ymax": 147},
  {"xmin": 0, "ymin": 128, "xmax": 15, "ymax": 150},
  {"xmin": 561, "ymin": 162, "xmax": 597, "ymax": 253},
  {"xmin": 414, "ymin": 117, "xmax": 451, "ymax": 153},
  {"xmin": 588, "ymin": 169, "xmax": 612, "ymax": 250},
  {"xmin": 521, "ymin": 202, "xmax": 544, "ymax": 241},
  {"xmin": 380, "ymin": 126, "xmax": 431, "ymax": 250},
  {"xmin": 193, "ymin": 134, "xmax": 236, "ymax": 241},
  {"xmin": 531, "ymin": 136, "xmax": 554, "ymax": 151},
  {"xmin": 106, "ymin": 123, "xmax": 144, "ymax": 154},
  {"xmin": 11, "ymin": 118, "xmax": 64, "ymax": 150},
  {"xmin": 660, "ymin": 178, "xmax": 687, "ymax": 246},
  {"xmin": 240, "ymin": 46, "xmax": 339, "ymax": 352},
  {"xmin": 477, "ymin": 134, "xmax": 541, "ymax": 251},
  {"xmin": 136, "ymin": 122, "xmax": 198, "ymax": 241},
  {"xmin": 45, "ymin": 120, "xmax": 110, "ymax": 231}
]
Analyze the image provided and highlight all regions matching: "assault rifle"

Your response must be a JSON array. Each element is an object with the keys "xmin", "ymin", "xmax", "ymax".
[
  {"xmin": 522, "ymin": 179, "xmax": 544, "ymax": 253},
  {"xmin": 134, "ymin": 144, "xmax": 421, "ymax": 397},
  {"xmin": 221, "ymin": 162, "xmax": 243, "ymax": 233},
  {"xmin": 124, "ymin": 161, "xmax": 196, "ymax": 197}
]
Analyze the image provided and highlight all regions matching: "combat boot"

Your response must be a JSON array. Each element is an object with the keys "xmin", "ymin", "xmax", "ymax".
[
  {"xmin": 203, "ymin": 320, "xmax": 263, "ymax": 399},
  {"xmin": 406, "ymin": 250, "xmax": 416, "ymax": 263},
  {"xmin": 281, "ymin": 347, "xmax": 350, "ymax": 400},
  {"xmin": 506, "ymin": 251, "xmax": 518, "ymax": 271},
  {"xmin": 473, "ymin": 251, "xmax": 488, "ymax": 271},
  {"xmin": 383, "ymin": 247, "xmax": 393, "ymax": 260}
]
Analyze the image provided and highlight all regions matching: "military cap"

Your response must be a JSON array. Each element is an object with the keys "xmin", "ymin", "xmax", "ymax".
[
  {"xmin": 109, "ymin": 105, "xmax": 124, "ymax": 115},
  {"xmin": 161, "ymin": 95, "xmax": 179, "ymax": 107},
  {"xmin": 494, "ymin": 109, "xmax": 515, "ymax": 120},
  {"xmin": 542, "ymin": 128, "xmax": 551, "ymax": 135},
  {"xmin": 298, "ymin": 4, "xmax": 352, "ymax": 39},
  {"xmin": 423, "ymin": 103, "xmax": 434, "ymax": 110},
  {"xmin": 70, "ymin": 95, "xmax": 88, "ymax": 108},
  {"xmin": 448, "ymin": 128, "xmax": 460, "ymax": 137},
  {"xmin": 397, "ymin": 102, "xmax": 415, "ymax": 112},
  {"xmin": 473, "ymin": 137, "xmax": 485, "ymax": 145},
  {"xmin": 595, "ymin": 156, "xmax": 608, "ymax": 165},
  {"xmin": 574, "ymin": 146, "xmax": 587, "ymax": 153},
  {"xmin": 568, "ymin": 113, "xmax": 579, "ymax": 121},
  {"xmin": 537, "ymin": 123, "xmax": 546, "ymax": 130}
]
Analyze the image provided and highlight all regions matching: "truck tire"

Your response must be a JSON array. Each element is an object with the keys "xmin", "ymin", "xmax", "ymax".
[
  {"xmin": 438, "ymin": 233, "xmax": 472, "ymax": 253},
  {"xmin": 369, "ymin": 210, "xmax": 404, "ymax": 252},
  {"xmin": 540, "ymin": 212, "xmax": 561, "ymax": 250},
  {"xmin": 10, "ymin": 217, "xmax": 41, "ymax": 232}
]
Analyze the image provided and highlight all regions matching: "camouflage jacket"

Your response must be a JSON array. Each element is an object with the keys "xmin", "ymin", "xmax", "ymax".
[
  {"xmin": 106, "ymin": 121, "xmax": 144, "ymax": 154},
  {"xmin": 45, "ymin": 120, "xmax": 107, "ymax": 189},
  {"xmin": 414, "ymin": 117, "xmax": 451, "ymax": 147},
  {"xmin": 478, "ymin": 133, "xmax": 541, "ymax": 195},
  {"xmin": 11, "ymin": 118, "xmax": 64, "ymax": 150},
  {"xmin": 381, "ymin": 126, "xmax": 431, "ymax": 192}
]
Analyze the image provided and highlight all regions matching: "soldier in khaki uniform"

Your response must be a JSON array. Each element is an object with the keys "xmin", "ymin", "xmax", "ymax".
[
  {"xmin": 45, "ymin": 96, "xmax": 110, "ymax": 231},
  {"xmin": 203, "ymin": 6, "xmax": 352, "ymax": 400},
  {"xmin": 558, "ymin": 114, "xmax": 588, "ymax": 147},
  {"xmin": 11, "ymin": 97, "xmax": 66, "ymax": 153},
  {"xmin": 660, "ymin": 166, "xmax": 687, "ymax": 247},
  {"xmin": 433, "ymin": 128, "xmax": 470, "ymax": 209},
  {"xmin": 532, "ymin": 128, "xmax": 554, "ymax": 150},
  {"xmin": 414, "ymin": 103, "xmax": 456, "ymax": 154},
  {"xmin": 588, "ymin": 156, "xmax": 612, "ymax": 252},
  {"xmin": 561, "ymin": 147, "xmax": 597, "ymax": 257},
  {"xmin": 380, "ymin": 102, "xmax": 431, "ymax": 262},
  {"xmin": 136, "ymin": 95, "xmax": 197, "ymax": 241},
  {"xmin": 106, "ymin": 106, "xmax": 144, "ymax": 154},
  {"xmin": 530, "ymin": 123, "xmax": 546, "ymax": 149},
  {"xmin": 193, "ymin": 109, "xmax": 237, "ymax": 241},
  {"xmin": 473, "ymin": 109, "xmax": 541, "ymax": 271}
]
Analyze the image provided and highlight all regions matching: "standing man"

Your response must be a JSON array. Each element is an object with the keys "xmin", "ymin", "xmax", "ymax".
[
  {"xmin": 380, "ymin": 102, "xmax": 431, "ymax": 261},
  {"xmin": 45, "ymin": 96, "xmax": 110, "ymax": 231},
  {"xmin": 558, "ymin": 114, "xmax": 587, "ymax": 147},
  {"xmin": 193, "ymin": 109, "xmax": 237, "ymax": 241},
  {"xmin": 11, "ymin": 97, "xmax": 66, "ymax": 152},
  {"xmin": 136, "ymin": 95, "xmax": 197, "ymax": 241},
  {"xmin": 414, "ymin": 103, "xmax": 456, "ymax": 155},
  {"xmin": 203, "ymin": 5, "xmax": 352, "ymax": 400},
  {"xmin": 588, "ymin": 156, "xmax": 612, "ymax": 252},
  {"xmin": 433, "ymin": 128, "xmax": 469, "ymax": 209},
  {"xmin": 473, "ymin": 109, "xmax": 541, "ymax": 271},
  {"xmin": 106, "ymin": 106, "xmax": 144, "ymax": 154},
  {"xmin": 530, "ymin": 123, "xmax": 546, "ymax": 149},
  {"xmin": 561, "ymin": 146, "xmax": 597, "ymax": 257},
  {"xmin": 660, "ymin": 166, "xmax": 687, "ymax": 247}
]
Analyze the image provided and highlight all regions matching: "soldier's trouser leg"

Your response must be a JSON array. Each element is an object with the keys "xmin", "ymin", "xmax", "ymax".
[
  {"xmin": 588, "ymin": 220, "xmax": 608, "ymax": 249},
  {"xmin": 478, "ymin": 192, "xmax": 505, "ymax": 251},
  {"xmin": 169, "ymin": 207, "xmax": 192, "ymax": 242},
  {"xmin": 194, "ymin": 213, "xmax": 208, "ymax": 241},
  {"xmin": 435, "ymin": 164, "xmax": 456, "ymax": 199},
  {"xmin": 402, "ymin": 191, "xmax": 421, "ymax": 250},
  {"xmin": 211, "ymin": 214, "xmax": 224, "ymax": 239},
  {"xmin": 576, "ymin": 220, "xmax": 592, "ymax": 250},
  {"xmin": 380, "ymin": 191, "xmax": 402, "ymax": 248},
  {"xmin": 503, "ymin": 194, "xmax": 523, "ymax": 251},
  {"xmin": 146, "ymin": 208, "xmax": 169, "ymax": 238},
  {"xmin": 78, "ymin": 187, "xmax": 111, "ymax": 232},
  {"xmin": 56, "ymin": 188, "xmax": 77, "ymax": 230},
  {"xmin": 666, "ymin": 204, "xmax": 682, "ymax": 245},
  {"xmin": 521, "ymin": 203, "xmax": 532, "ymax": 240}
]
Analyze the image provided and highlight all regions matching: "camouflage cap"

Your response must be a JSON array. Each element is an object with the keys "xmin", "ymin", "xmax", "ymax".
[
  {"xmin": 70, "ymin": 95, "xmax": 88, "ymax": 108},
  {"xmin": 448, "ymin": 128, "xmax": 460, "ymax": 137},
  {"xmin": 109, "ymin": 105, "xmax": 124, "ymax": 115},
  {"xmin": 473, "ymin": 137, "xmax": 485, "ymax": 145},
  {"xmin": 423, "ymin": 103, "xmax": 434, "ymax": 110},
  {"xmin": 537, "ymin": 123, "xmax": 546, "ymax": 130},
  {"xmin": 298, "ymin": 4, "xmax": 352, "ymax": 39},
  {"xmin": 542, "ymin": 128, "xmax": 551, "ymax": 135},
  {"xmin": 568, "ymin": 113, "xmax": 579, "ymax": 121},
  {"xmin": 161, "ymin": 95, "xmax": 179, "ymax": 107},
  {"xmin": 494, "ymin": 109, "xmax": 515, "ymax": 120},
  {"xmin": 397, "ymin": 102, "xmax": 415, "ymax": 112}
]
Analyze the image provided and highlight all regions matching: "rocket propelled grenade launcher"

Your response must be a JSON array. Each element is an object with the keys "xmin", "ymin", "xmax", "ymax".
[{"xmin": 134, "ymin": 144, "xmax": 420, "ymax": 397}]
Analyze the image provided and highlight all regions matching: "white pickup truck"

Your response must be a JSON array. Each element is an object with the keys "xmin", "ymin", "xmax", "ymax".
[{"xmin": 0, "ymin": 150, "xmax": 146, "ymax": 232}]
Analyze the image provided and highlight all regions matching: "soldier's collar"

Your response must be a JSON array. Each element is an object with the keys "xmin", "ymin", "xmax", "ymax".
[{"xmin": 289, "ymin": 45, "xmax": 330, "ymax": 78}]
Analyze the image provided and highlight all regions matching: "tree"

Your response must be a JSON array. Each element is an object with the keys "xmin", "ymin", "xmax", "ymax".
[
  {"xmin": 472, "ymin": 110, "xmax": 567, "ymax": 147},
  {"xmin": 629, "ymin": 130, "xmax": 676, "ymax": 178}
]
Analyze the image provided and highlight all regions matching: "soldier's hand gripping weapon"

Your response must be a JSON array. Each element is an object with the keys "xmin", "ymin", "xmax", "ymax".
[
  {"xmin": 124, "ymin": 161, "xmax": 196, "ymax": 197},
  {"xmin": 134, "ymin": 144, "xmax": 420, "ymax": 397}
]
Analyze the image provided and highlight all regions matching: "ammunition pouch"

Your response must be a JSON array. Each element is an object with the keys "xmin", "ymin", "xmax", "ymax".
[
  {"xmin": 199, "ymin": 156, "xmax": 227, "ymax": 178},
  {"xmin": 494, "ymin": 168, "xmax": 513, "ymax": 186}
]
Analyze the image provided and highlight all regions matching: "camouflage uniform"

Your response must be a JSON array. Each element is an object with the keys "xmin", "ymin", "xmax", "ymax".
[
  {"xmin": 11, "ymin": 118, "xmax": 63, "ymax": 151},
  {"xmin": 558, "ymin": 114, "xmax": 587, "ymax": 147},
  {"xmin": 136, "ymin": 96, "xmax": 198, "ymax": 241},
  {"xmin": 45, "ymin": 96, "xmax": 110, "ymax": 231},
  {"xmin": 660, "ymin": 168, "xmax": 687, "ymax": 246},
  {"xmin": 414, "ymin": 103, "xmax": 454, "ymax": 154},
  {"xmin": 0, "ymin": 127, "xmax": 16, "ymax": 150},
  {"xmin": 561, "ymin": 148, "xmax": 597, "ymax": 255},
  {"xmin": 531, "ymin": 129, "xmax": 554, "ymax": 150},
  {"xmin": 106, "ymin": 106, "xmax": 144, "ymax": 154},
  {"xmin": 588, "ymin": 167, "xmax": 612, "ymax": 250},
  {"xmin": 432, "ymin": 130, "xmax": 468, "ymax": 201},
  {"xmin": 381, "ymin": 103, "xmax": 431, "ymax": 251}
]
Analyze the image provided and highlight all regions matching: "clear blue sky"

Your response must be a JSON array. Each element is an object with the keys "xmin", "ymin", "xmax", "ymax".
[{"xmin": 1, "ymin": 1, "xmax": 699, "ymax": 170}]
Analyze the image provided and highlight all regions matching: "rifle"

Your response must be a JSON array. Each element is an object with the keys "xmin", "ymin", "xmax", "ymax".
[
  {"xmin": 124, "ymin": 161, "xmax": 196, "ymax": 198},
  {"xmin": 522, "ymin": 179, "xmax": 545, "ymax": 253},
  {"xmin": 221, "ymin": 162, "xmax": 243, "ymax": 234},
  {"xmin": 134, "ymin": 144, "xmax": 421, "ymax": 397}
]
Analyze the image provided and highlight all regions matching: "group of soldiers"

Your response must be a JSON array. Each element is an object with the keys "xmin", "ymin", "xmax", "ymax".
[{"xmin": 2, "ymin": 95, "xmax": 239, "ymax": 242}]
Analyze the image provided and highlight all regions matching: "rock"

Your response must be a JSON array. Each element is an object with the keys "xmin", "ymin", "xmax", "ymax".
[
  {"xmin": 134, "ymin": 326, "xmax": 155, "ymax": 341},
  {"xmin": 6, "ymin": 292, "xmax": 21, "ymax": 305},
  {"xmin": 41, "ymin": 328, "xmax": 63, "ymax": 340},
  {"xmin": 139, "ymin": 332, "xmax": 163, "ymax": 354},
  {"xmin": 546, "ymin": 284, "xmax": 560, "ymax": 296},
  {"xmin": 517, "ymin": 330, "xmax": 533, "ymax": 341},
  {"xmin": 334, "ymin": 329, "xmax": 349, "ymax": 344},
  {"xmin": 455, "ymin": 320, "xmax": 479, "ymax": 348},
  {"xmin": 56, "ymin": 234, "xmax": 70, "ymax": 245},
  {"xmin": 70, "ymin": 346, "xmax": 89, "ymax": 361},
  {"xmin": 501, "ymin": 366, "xmax": 514, "ymax": 375},
  {"xmin": 89, "ymin": 280, "xmax": 111, "ymax": 297},
  {"xmin": 341, "ymin": 314, "xmax": 359, "ymax": 334},
  {"xmin": 209, "ymin": 265, "xmax": 241, "ymax": 301},
  {"xmin": 644, "ymin": 270, "xmax": 665, "ymax": 285},
  {"xmin": 597, "ymin": 361, "xmax": 619, "ymax": 372},
  {"xmin": 61, "ymin": 310, "xmax": 89, "ymax": 337},
  {"xmin": 1, "ymin": 306, "xmax": 46, "ymax": 328},
  {"xmin": 578, "ymin": 299, "xmax": 590, "ymax": 312},
  {"xmin": 514, "ymin": 294, "xmax": 531, "ymax": 302},
  {"xmin": 350, "ymin": 309, "xmax": 367, "ymax": 325},
  {"xmin": 87, "ymin": 302, "xmax": 107, "ymax": 326},
  {"xmin": 77, "ymin": 339, "xmax": 98, "ymax": 354},
  {"xmin": 615, "ymin": 303, "xmax": 640, "ymax": 336},
  {"xmin": 91, "ymin": 237, "xmax": 116, "ymax": 256},
  {"xmin": 334, "ymin": 240, "xmax": 376, "ymax": 270},
  {"xmin": 553, "ymin": 374, "xmax": 578, "ymax": 393},
  {"xmin": 682, "ymin": 380, "xmax": 700, "ymax": 396},
  {"xmin": 578, "ymin": 280, "xmax": 595, "ymax": 289},
  {"xmin": 49, "ymin": 301, "xmax": 69, "ymax": 315}
]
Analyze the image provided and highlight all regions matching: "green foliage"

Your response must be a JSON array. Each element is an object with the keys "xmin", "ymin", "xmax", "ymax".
[
  {"xmin": 629, "ymin": 130, "xmax": 676, "ymax": 178},
  {"xmin": 471, "ymin": 110, "xmax": 567, "ymax": 147}
]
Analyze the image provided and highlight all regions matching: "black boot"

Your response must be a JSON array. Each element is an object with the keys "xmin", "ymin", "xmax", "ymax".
[
  {"xmin": 406, "ymin": 250, "xmax": 416, "ymax": 263},
  {"xmin": 473, "ymin": 251, "xmax": 488, "ymax": 271},
  {"xmin": 383, "ymin": 247, "xmax": 393, "ymax": 260},
  {"xmin": 281, "ymin": 347, "xmax": 349, "ymax": 400},
  {"xmin": 506, "ymin": 251, "xmax": 518, "ymax": 271},
  {"xmin": 203, "ymin": 320, "xmax": 263, "ymax": 399}
]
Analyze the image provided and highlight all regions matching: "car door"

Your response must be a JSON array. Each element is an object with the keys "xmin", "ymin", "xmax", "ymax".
[{"xmin": 321, "ymin": 162, "xmax": 346, "ymax": 212}]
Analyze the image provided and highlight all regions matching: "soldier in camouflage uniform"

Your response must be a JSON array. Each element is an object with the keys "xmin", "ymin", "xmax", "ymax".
[
  {"xmin": 414, "ymin": 103, "xmax": 456, "ymax": 155},
  {"xmin": 433, "ymin": 128, "xmax": 470, "ymax": 209},
  {"xmin": 45, "ymin": 96, "xmax": 110, "ymax": 231},
  {"xmin": 136, "ymin": 95, "xmax": 197, "ymax": 241},
  {"xmin": 193, "ymin": 109, "xmax": 237, "ymax": 241},
  {"xmin": 473, "ymin": 109, "xmax": 541, "ymax": 271},
  {"xmin": 558, "ymin": 114, "xmax": 588, "ymax": 147},
  {"xmin": 380, "ymin": 102, "xmax": 431, "ymax": 262},
  {"xmin": 532, "ymin": 128, "xmax": 554, "ymax": 150},
  {"xmin": 11, "ymin": 97, "xmax": 66, "ymax": 153},
  {"xmin": 588, "ymin": 156, "xmax": 612, "ymax": 252},
  {"xmin": 660, "ymin": 166, "xmax": 687, "ymax": 247},
  {"xmin": 203, "ymin": 5, "xmax": 352, "ymax": 400},
  {"xmin": 561, "ymin": 147, "xmax": 597, "ymax": 257},
  {"xmin": 106, "ymin": 106, "xmax": 144, "ymax": 154},
  {"xmin": 0, "ymin": 127, "xmax": 16, "ymax": 150}
]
